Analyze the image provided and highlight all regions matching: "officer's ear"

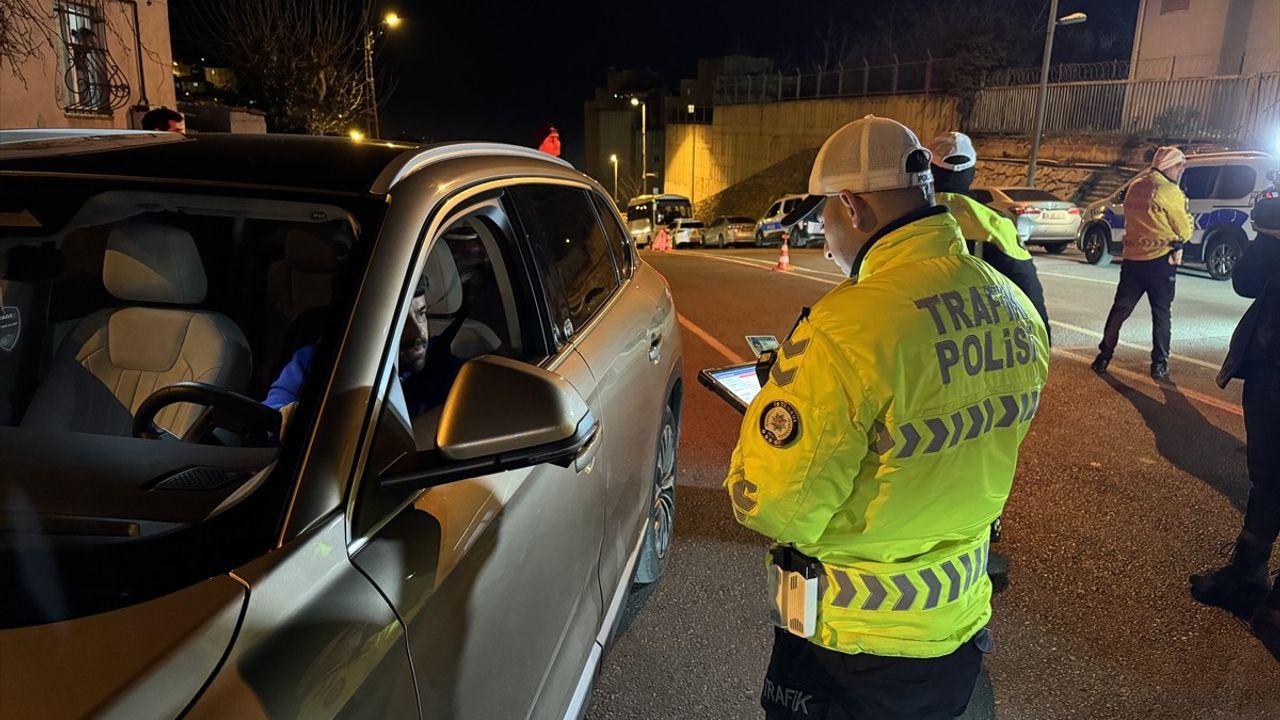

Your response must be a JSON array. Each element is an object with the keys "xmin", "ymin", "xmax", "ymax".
[{"xmin": 838, "ymin": 191, "xmax": 875, "ymax": 233}]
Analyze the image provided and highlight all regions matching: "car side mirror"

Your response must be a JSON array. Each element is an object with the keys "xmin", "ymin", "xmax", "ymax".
[{"xmin": 378, "ymin": 356, "xmax": 598, "ymax": 492}]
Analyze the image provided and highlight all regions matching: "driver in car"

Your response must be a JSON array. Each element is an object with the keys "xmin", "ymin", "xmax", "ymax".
[{"xmin": 265, "ymin": 274, "xmax": 458, "ymax": 417}]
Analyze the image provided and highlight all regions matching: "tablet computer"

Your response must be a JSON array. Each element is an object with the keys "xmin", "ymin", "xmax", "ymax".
[{"xmin": 697, "ymin": 362, "xmax": 762, "ymax": 414}]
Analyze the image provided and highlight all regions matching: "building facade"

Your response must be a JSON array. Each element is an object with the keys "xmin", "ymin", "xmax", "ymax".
[
  {"xmin": 1130, "ymin": 0, "xmax": 1280, "ymax": 79},
  {"xmin": 0, "ymin": 0, "xmax": 176, "ymax": 129}
]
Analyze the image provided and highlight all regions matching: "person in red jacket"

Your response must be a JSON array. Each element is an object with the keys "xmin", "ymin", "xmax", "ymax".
[{"xmin": 538, "ymin": 126, "xmax": 562, "ymax": 157}]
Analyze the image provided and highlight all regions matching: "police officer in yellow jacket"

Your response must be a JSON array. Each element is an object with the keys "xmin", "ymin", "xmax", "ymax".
[
  {"xmin": 725, "ymin": 116, "xmax": 1050, "ymax": 720},
  {"xmin": 1092, "ymin": 146, "xmax": 1194, "ymax": 381},
  {"xmin": 928, "ymin": 132, "xmax": 1051, "ymax": 339}
]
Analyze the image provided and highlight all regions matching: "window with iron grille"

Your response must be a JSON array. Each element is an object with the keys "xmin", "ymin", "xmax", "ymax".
[
  {"xmin": 55, "ymin": 1, "xmax": 119, "ymax": 114},
  {"xmin": 1160, "ymin": 0, "xmax": 1190, "ymax": 14}
]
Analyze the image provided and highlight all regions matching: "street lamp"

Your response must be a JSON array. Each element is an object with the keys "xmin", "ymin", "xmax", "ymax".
[
  {"xmin": 630, "ymin": 97, "xmax": 647, "ymax": 193},
  {"xmin": 609, "ymin": 153, "xmax": 619, "ymax": 201},
  {"xmin": 1027, "ymin": 3, "xmax": 1087, "ymax": 186},
  {"xmin": 363, "ymin": 11, "xmax": 403, "ymax": 138}
]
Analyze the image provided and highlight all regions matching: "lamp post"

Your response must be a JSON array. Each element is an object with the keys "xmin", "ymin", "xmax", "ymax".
[
  {"xmin": 609, "ymin": 153, "xmax": 619, "ymax": 201},
  {"xmin": 1027, "ymin": 6, "xmax": 1087, "ymax": 186},
  {"xmin": 364, "ymin": 12, "xmax": 403, "ymax": 139},
  {"xmin": 630, "ymin": 97, "xmax": 647, "ymax": 193}
]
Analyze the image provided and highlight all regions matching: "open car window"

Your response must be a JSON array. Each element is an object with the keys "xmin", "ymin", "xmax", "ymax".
[{"xmin": 0, "ymin": 176, "xmax": 380, "ymax": 625}]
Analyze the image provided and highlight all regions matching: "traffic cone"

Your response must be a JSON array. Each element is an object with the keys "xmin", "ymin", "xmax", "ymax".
[{"xmin": 773, "ymin": 236, "xmax": 793, "ymax": 272}]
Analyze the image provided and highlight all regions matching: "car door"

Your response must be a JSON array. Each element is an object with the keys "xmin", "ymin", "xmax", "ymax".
[
  {"xmin": 578, "ymin": 190, "xmax": 668, "ymax": 594},
  {"xmin": 349, "ymin": 189, "xmax": 606, "ymax": 720}
]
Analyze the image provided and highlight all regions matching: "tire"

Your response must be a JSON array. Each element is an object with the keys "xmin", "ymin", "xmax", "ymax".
[
  {"xmin": 1083, "ymin": 226, "xmax": 1112, "ymax": 265},
  {"xmin": 1205, "ymin": 234, "xmax": 1243, "ymax": 281},
  {"xmin": 634, "ymin": 405, "xmax": 677, "ymax": 586},
  {"xmin": 1044, "ymin": 242, "xmax": 1069, "ymax": 255},
  {"xmin": 755, "ymin": 230, "xmax": 765, "ymax": 247}
]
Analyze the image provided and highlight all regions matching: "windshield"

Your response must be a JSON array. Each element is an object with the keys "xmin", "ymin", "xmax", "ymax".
[
  {"xmin": 1003, "ymin": 188, "xmax": 1063, "ymax": 202},
  {"xmin": 0, "ymin": 175, "xmax": 379, "ymax": 625}
]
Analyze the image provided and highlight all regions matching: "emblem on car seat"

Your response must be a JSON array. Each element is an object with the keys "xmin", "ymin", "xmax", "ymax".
[
  {"xmin": 0, "ymin": 306, "xmax": 19, "ymax": 352},
  {"xmin": 759, "ymin": 400, "xmax": 800, "ymax": 448}
]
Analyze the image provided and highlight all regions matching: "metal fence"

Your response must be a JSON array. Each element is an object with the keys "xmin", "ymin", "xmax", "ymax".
[
  {"xmin": 969, "ymin": 72, "xmax": 1280, "ymax": 145},
  {"xmin": 713, "ymin": 56, "xmax": 943, "ymax": 105},
  {"xmin": 982, "ymin": 60, "xmax": 1131, "ymax": 87}
]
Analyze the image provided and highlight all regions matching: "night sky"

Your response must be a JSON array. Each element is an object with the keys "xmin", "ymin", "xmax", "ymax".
[{"xmin": 173, "ymin": 0, "xmax": 1139, "ymax": 168}]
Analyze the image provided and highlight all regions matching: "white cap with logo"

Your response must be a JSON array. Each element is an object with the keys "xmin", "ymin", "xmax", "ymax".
[
  {"xmin": 782, "ymin": 115, "xmax": 933, "ymax": 227},
  {"xmin": 928, "ymin": 132, "xmax": 978, "ymax": 172}
]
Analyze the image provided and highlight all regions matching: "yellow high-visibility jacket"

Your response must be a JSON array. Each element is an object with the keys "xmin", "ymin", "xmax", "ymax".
[
  {"xmin": 939, "ymin": 191, "xmax": 1032, "ymax": 261},
  {"xmin": 725, "ymin": 208, "xmax": 1050, "ymax": 659},
  {"xmin": 1122, "ymin": 170, "xmax": 1194, "ymax": 261}
]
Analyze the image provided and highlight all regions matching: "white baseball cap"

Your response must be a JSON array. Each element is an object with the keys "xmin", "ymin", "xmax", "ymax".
[
  {"xmin": 1151, "ymin": 145, "xmax": 1186, "ymax": 171},
  {"xmin": 782, "ymin": 115, "xmax": 933, "ymax": 227},
  {"xmin": 928, "ymin": 132, "xmax": 978, "ymax": 172}
]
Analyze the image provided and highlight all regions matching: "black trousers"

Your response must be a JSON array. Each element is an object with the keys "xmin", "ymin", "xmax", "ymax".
[
  {"xmin": 761, "ymin": 627, "xmax": 987, "ymax": 720},
  {"xmin": 1243, "ymin": 371, "xmax": 1280, "ymax": 544},
  {"xmin": 1099, "ymin": 256, "xmax": 1177, "ymax": 365}
]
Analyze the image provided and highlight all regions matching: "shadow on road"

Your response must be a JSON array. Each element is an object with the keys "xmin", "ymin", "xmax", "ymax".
[{"xmin": 1101, "ymin": 374, "xmax": 1250, "ymax": 510}]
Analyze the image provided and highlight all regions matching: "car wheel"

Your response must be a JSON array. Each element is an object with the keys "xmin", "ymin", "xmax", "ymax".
[
  {"xmin": 1044, "ymin": 242, "xmax": 1069, "ymax": 255},
  {"xmin": 755, "ymin": 230, "xmax": 765, "ymax": 247},
  {"xmin": 1083, "ymin": 226, "xmax": 1112, "ymax": 265},
  {"xmin": 1205, "ymin": 234, "xmax": 1243, "ymax": 281},
  {"xmin": 635, "ymin": 405, "xmax": 677, "ymax": 586}
]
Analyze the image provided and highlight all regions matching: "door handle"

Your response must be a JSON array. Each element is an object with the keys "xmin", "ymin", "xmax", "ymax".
[
  {"xmin": 575, "ymin": 426, "xmax": 602, "ymax": 473},
  {"xmin": 648, "ymin": 331, "xmax": 663, "ymax": 364}
]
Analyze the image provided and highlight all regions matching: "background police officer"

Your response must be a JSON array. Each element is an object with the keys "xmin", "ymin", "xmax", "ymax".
[
  {"xmin": 1092, "ymin": 146, "xmax": 1193, "ymax": 381},
  {"xmin": 1192, "ymin": 187, "xmax": 1280, "ymax": 661},
  {"xmin": 724, "ymin": 116, "xmax": 1049, "ymax": 720},
  {"xmin": 928, "ymin": 131, "xmax": 1050, "ymax": 337}
]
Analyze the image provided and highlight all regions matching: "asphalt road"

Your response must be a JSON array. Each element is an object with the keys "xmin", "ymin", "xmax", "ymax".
[{"xmin": 586, "ymin": 245, "xmax": 1280, "ymax": 720}]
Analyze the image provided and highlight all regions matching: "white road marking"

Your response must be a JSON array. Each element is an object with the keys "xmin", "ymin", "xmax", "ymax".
[
  {"xmin": 1049, "ymin": 319, "xmax": 1222, "ymax": 371},
  {"xmin": 677, "ymin": 313, "xmax": 747, "ymax": 364},
  {"xmin": 666, "ymin": 249, "xmax": 1243, "ymax": 417},
  {"xmin": 1038, "ymin": 271, "xmax": 1118, "ymax": 286}
]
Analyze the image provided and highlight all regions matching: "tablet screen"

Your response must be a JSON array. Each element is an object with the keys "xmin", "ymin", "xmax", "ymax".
[{"xmin": 703, "ymin": 363, "xmax": 762, "ymax": 411}]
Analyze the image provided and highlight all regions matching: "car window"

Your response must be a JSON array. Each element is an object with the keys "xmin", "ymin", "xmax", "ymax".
[
  {"xmin": 591, "ymin": 192, "xmax": 633, "ymax": 279},
  {"xmin": 783, "ymin": 199, "xmax": 797, "ymax": 213},
  {"xmin": 1215, "ymin": 165, "xmax": 1256, "ymax": 200},
  {"xmin": 729, "ymin": 216, "xmax": 754, "ymax": 224},
  {"xmin": 1003, "ymin": 189, "xmax": 1061, "ymax": 202},
  {"xmin": 767, "ymin": 203, "xmax": 780, "ymax": 216},
  {"xmin": 1181, "ymin": 166, "xmax": 1219, "ymax": 200},
  {"xmin": 510, "ymin": 184, "xmax": 621, "ymax": 342},
  {"xmin": 354, "ymin": 197, "xmax": 547, "ymax": 535},
  {"xmin": 970, "ymin": 189, "xmax": 994, "ymax": 204}
]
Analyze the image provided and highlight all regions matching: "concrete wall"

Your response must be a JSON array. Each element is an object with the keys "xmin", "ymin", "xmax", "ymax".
[
  {"xmin": 0, "ymin": 1, "xmax": 175, "ymax": 129},
  {"xmin": 1132, "ymin": 0, "xmax": 1280, "ymax": 79},
  {"xmin": 665, "ymin": 94, "xmax": 960, "ymax": 204}
]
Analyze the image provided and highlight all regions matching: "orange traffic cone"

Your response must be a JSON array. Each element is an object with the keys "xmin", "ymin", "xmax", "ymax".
[{"xmin": 773, "ymin": 236, "xmax": 793, "ymax": 272}]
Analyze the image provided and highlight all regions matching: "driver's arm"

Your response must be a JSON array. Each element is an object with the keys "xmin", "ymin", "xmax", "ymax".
[{"xmin": 264, "ymin": 345, "xmax": 315, "ymax": 410}]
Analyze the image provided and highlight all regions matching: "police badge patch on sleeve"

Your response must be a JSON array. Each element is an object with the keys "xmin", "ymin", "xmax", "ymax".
[
  {"xmin": 0, "ymin": 306, "xmax": 19, "ymax": 353},
  {"xmin": 759, "ymin": 400, "xmax": 801, "ymax": 447}
]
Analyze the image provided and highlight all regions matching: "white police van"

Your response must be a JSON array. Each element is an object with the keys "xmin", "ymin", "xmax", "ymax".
[
  {"xmin": 755, "ymin": 194, "xmax": 806, "ymax": 246},
  {"xmin": 1077, "ymin": 151, "xmax": 1275, "ymax": 280}
]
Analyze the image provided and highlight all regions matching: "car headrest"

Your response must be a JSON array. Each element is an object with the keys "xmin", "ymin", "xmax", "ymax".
[
  {"xmin": 284, "ymin": 227, "xmax": 347, "ymax": 273},
  {"xmin": 423, "ymin": 243, "xmax": 462, "ymax": 315},
  {"xmin": 103, "ymin": 224, "xmax": 207, "ymax": 304}
]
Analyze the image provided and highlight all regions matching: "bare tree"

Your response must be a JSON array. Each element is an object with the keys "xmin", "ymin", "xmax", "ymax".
[
  {"xmin": 1, "ymin": 0, "xmax": 56, "ymax": 81},
  {"xmin": 188, "ymin": 0, "xmax": 373, "ymax": 134}
]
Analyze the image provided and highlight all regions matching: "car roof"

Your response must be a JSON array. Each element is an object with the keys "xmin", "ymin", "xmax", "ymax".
[
  {"xmin": 1184, "ymin": 150, "xmax": 1273, "ymax": 166},
  {"xmin": 627, "ymin": 193, "xmax": 690, "ymax": 203},
  {"xmin": 0, "ymin": 130, "xmax": 575, "ymax": 196}
]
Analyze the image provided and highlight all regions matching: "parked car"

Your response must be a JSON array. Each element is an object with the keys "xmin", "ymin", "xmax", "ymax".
[
  {"xmin": 755, "ymin": 194, "xmax": 805, "ymax": 246},
  {"xmin": 704, "ymin": 216, "xmax": 756, "ymax": 247},
  {"xmin": 0, "ymin": 130, "xmax": 683, "ymax": 719},
  {"xmin": 1076, "ymin": 151, "xmax": 1276, "ymax": 280},
  {"xmin": 669, "ymin": 218, "xmax": 705, "ymax": 247},
  {"xmin": 971, "ymin": 186, "xmax": 1081, "ymax": 253},
  {"xmin": 786, "ymin": 214, "xmax": 826, "ymax": 248}
]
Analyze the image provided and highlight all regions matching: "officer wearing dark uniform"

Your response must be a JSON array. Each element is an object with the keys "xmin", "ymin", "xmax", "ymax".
[{"xmin": 1192, "ymin": 185, "xmax": 1280, "ymax": 661}]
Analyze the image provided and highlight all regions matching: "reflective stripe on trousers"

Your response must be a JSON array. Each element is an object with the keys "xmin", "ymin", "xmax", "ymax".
[{"xmin": 824, "ymin": 538, "xmax": 991, "ymax": 612}]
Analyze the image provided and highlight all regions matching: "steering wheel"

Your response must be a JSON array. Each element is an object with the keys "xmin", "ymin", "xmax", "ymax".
[{"xmin": 133, "ymin": 381, "xmax": 282, "ymax": 445}]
